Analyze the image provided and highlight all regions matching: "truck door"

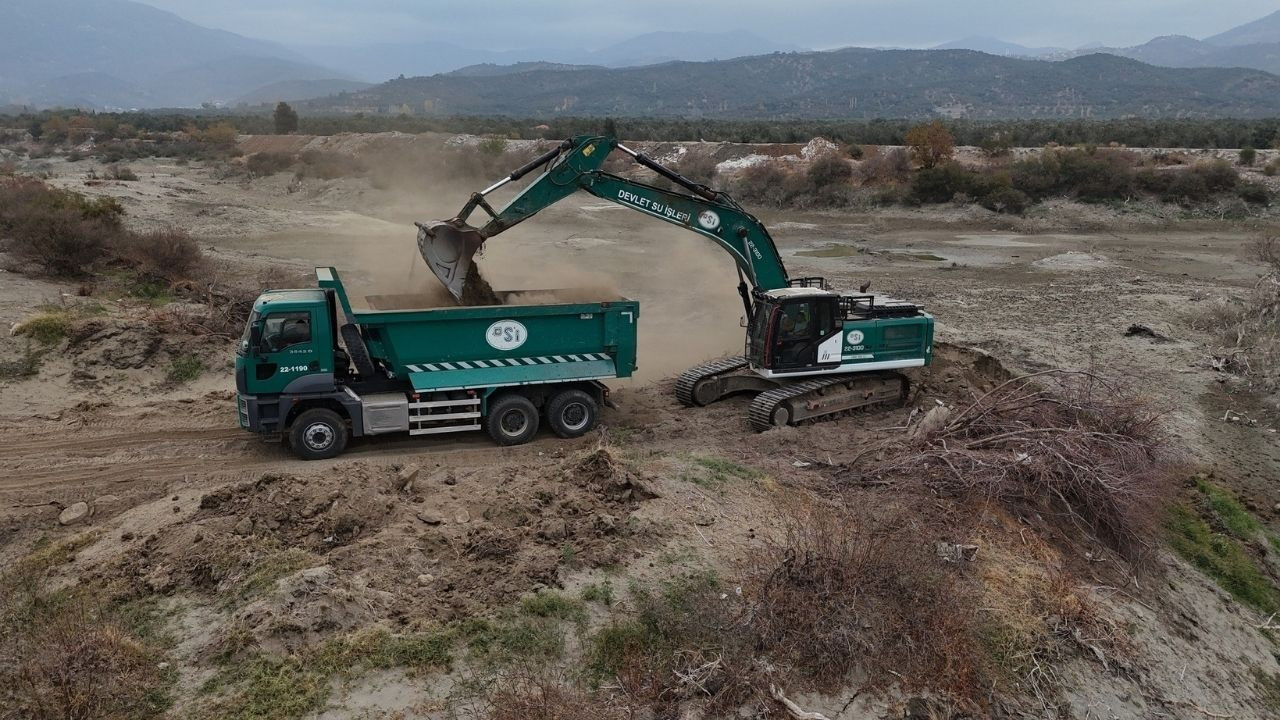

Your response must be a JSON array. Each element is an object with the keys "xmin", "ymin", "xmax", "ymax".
[{"xmin": 250, "ymin": 310, "xmax": 323, "ymax": 394}]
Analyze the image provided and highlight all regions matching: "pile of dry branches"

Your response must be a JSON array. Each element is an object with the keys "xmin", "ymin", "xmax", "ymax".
[
  {"xmin": 849, "ymin": 370, "xmax": 1176, "ymax": 559},
  {"xmin": 1210, "ymin": 237, "xmax": 1280, "ymax": 386}
]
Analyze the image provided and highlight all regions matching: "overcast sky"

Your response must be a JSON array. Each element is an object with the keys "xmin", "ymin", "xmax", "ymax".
[{"xmin": 138, "ymin": 0, "xmax": 1279, "ymax": 50}]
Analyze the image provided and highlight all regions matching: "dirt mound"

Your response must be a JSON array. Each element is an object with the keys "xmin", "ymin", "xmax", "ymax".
[{"xmin": 196, "ymin": 469, "xmax": 396, "ymax": 550}]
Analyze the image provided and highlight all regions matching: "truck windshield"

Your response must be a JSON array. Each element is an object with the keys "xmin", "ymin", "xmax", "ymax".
[{"xmin": 237, "ymin": 310, "xmax": 259, "ymax": 356}]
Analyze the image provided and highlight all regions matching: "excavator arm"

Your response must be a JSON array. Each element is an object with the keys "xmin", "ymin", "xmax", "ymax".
[{"xmin": 417, "ymin": 135, "xmax": 792, "ymax": 313}]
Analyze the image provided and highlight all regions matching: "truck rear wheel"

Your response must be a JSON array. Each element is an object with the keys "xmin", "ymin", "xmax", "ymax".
[
  {"xmin": 485, "ymin": 394, "xmax": 539, "ymax": 446},
  {"xmin": 546, "ymin": 389, "xmax": 598, "ymax": 438},
  {"xmin": 289, "ymin": 408, "xmax": 349, "ymax": 460}
]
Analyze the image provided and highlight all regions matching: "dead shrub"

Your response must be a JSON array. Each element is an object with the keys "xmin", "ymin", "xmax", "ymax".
[
  {"xmin": 296, "ymin": 149, "xmax": 366, "ymax": 180},
  {"xmin": 0, "ymin": 541, "xmax": 171, "ymax": 720},
  {"xmin": 746, "ymin": 504, "xmax": 982, "ymax": 703},
  {"xmin": 1199, "ymin": 237, "xmax": 1280, "ymax": 390},
  {"xmin": 850, "ymin": 371, "xmax": 1177, "ymax": 560},
  {"xmin": 856, "ymin": 147, "xmax": 910, "ymax": 184},
  {"xmin": 730, "ymin": 158, "xmax": 791, "ymax": 206},
  {"xmin": 487, "ymin": 667, "xmax": 629, "ymax": 720},
  {"xmin": 245, "ymin": 151, "xmax": 296, "ymax": 176},
  {"xmin": 675, "ymin": 147, "xmax": 719, "ymax": 183},
  {"xmin": 588, "ymin": 572, "xmax": 764, "ymax": 715},
  {"xmin": 117, "ymin": 227, "xmax": 204, "ymax": 282},
  {"xmin": 0, "ymin": 177, "xmax": 125, "ymax": 277},
  {"xmin": 5, "ymin": 603, "xmax": 168, "ymax": 720}
]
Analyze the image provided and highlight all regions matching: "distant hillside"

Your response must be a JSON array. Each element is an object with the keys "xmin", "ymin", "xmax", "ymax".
[
  {"xmin": 299, "ymin": 48, "xmax": 1280, "ymax": 120},
  {"xmin": 932, "ymin": 37, "xmax": 1065, "ymax": 58},
  {"xmin": 1206, "ymin": 10, "xmax": 1280, "ymax": 46},
  {"xmin": 234, "ymin": 79, "xmax": 372, "ymax": 106},
  {"xmin": 0, "ymin": 0, "xmax": 348, "ymax": 108},
  {"xmin": 1090, "ymin": 35, "xmax": 1280, "ymax": 75},
  {"xmin": 292, "ymin": 31, "xmax": 803, "ymax": 83},
  {"xmin": 447, "ymin": 63, "xmax": 601, "ymax": 78}
]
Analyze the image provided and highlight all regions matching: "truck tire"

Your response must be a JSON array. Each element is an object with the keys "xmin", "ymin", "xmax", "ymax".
[
  {"xmin": 340, "ymin": 324, "xmax": 377, "ymax": 378},
  {"xmin": 485, "ymin": 394, "xmax": 539, "ymax": 446},
  {"xmin": 289, "ymin": 408, "xmax": 349, "ymax": 460},
  {"xmin": 546, "ymin": 389, "xmax": 598, "ymax": 438}
]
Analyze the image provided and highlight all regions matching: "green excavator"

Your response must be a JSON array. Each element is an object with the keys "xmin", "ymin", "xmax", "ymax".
[{"xmin": 417, "ymin": 135, "xmax": 934, "ymax": 431}]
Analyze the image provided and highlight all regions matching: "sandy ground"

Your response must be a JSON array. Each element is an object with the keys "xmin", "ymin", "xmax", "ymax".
[{"xmin": 3, "ymin": 144, "xmax": 1280, "ymax": 718}]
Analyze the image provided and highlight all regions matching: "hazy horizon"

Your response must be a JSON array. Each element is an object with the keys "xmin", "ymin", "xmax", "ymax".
[{"xmin": 136, "ymin": 0, "xmax": 1279, "ymax": 52}]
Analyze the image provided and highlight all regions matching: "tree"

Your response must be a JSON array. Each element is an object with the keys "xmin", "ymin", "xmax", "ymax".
[
  {"xmin": 202, "ymin": 122, "xmax": 238, "ymax": 145},
  {"xmin": 904, "ymin": 121, "xmax": 955, "ymax": 169},
  {"xmin": 273, "ymin": 102, "xmax": 298, "ymax": 135}
]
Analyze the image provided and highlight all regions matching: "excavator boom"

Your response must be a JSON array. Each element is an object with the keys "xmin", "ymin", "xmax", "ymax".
[{"xmin": 417, "ymin": 135, "xmax": 792, "ymax": 306}]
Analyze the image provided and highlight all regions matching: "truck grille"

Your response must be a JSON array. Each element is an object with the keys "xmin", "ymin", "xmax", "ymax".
[{"xmin": 237, "ymin": 394, "xmax": 249, "ymax": 428}]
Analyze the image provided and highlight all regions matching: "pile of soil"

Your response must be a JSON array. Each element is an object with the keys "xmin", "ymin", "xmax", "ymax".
[{"xmin": 99, "ymin": 445, "xmax": 660, "ymax": 641}]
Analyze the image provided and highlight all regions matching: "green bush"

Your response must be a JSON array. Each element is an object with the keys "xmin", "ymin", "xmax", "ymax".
[
  {"xmin": 1238, "ymin": 182, "xmax": 1271, "ymax": 206},
  {"xmin": 1163, "ymin": 172, "xmax": 1211, "ymax": 205},
  {"xmin": 980, "ymin": 186, "xmax": 1030, "ymax": 215},
  {"xmin": 14, "ymin": 311, "xmax": 73, "ymax": 345},
  {"xmin": 1011, "ymin": 148, "xmax": 1136, "ymax": 202},
  {"xmin": 805, "ymin": 154, "xmax": 853, "ymax": 189},
  {"xmin": 910, "ymin": 162, "xmax": 989, "ymax": 204},
  {"xmin": 1239, "ymin": 146, "xmax": 1257, "ymax": 166},
  {"xmin": 167, "ymin": 353, "xmax": 204, "ymax": 383},
  {"xmin": 1192, "ymin": 159, "xmax": 1239, "ymax": 194}
]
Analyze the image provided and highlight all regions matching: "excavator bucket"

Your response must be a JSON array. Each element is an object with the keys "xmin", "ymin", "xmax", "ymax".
[{"xmin": 415, "ymin": 220, "xmax": 486, "ymax": 302}]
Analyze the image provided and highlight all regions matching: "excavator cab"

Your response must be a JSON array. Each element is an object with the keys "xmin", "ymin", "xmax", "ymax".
[{"xmin": 747, "ymin": 288, "xmax": 844, "ymax": 373}]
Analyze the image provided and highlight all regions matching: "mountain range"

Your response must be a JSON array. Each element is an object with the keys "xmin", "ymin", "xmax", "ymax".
[
  {"xmin": 0, "ymin": 0, "xmax": 366, "ymax": 108},
  {"xmin": 3, "ymin": 1, "xmax": 1280, "ymax": 118},
  {"xmin": 301, "ymin": 50, "xmax": 1280, "ymax": 120},
  {"xmin": 937, "ymin": 10, "xmax": 1280, "ymax": 75}
]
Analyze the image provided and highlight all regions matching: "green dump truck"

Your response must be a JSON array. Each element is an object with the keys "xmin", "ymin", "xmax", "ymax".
[{"xmin": 235, "ymin": 267, "xmax": 639, "ymax": 459}]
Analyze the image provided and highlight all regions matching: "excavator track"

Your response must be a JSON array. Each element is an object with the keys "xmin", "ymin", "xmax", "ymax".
[
  {"xmin": 675, "ymin": 356, "xmax": 750, "ymax": 407},
  {"xmin": 747, "ymin": 372, "xmax": 909, "ymax": 432}
]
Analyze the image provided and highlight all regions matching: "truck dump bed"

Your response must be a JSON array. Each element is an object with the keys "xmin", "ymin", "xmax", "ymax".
[{"xmin": 317, "ymin": 268, "xmax": 639, "ymax": 393}]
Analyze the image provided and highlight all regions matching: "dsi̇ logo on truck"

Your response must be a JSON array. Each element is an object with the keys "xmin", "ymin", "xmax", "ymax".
[{"xmin": 486, "ymin": 320, "xmax": 528, "ymax": 351}]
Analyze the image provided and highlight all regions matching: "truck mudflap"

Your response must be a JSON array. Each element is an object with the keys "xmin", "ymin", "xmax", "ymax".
[{"xmin": 406, "ymin": 353, "xmax": 616, "ymax": 393}]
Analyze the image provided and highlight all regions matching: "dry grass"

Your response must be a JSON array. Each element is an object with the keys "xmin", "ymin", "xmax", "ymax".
[
  {"xmin": 487, "ymin": 667, "xmax": 631, "ymax": 720},
  {"xmin": 746, "ymin": 503, "xmax": 983, "ymax": 705},
  {"xmin": 1201, "ymin": 237, "xmax": 1280, "ymax": 390},
  {"xmin": 847, "ymin": 371, "xmax": 1178, "ymax": 560},
  {"xmin": 0, "ymin": 538, "xmax": 172, "ymax": 720}
]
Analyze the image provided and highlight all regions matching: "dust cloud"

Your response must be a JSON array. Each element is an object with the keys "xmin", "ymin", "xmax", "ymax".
[
  {"xmin": 257, "ymin": 171, "xmax": 746, "ymax": 384},
  {"xmin": 470, "ymin": 210, "xmax": 745, "ymax": 384}
]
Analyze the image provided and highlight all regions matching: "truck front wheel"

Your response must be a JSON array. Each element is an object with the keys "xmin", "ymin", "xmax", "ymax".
[
  {"xmin": 485, "ymin": 394, "xmax": 539, "ymax": 446},
  {"xmin": 289, "ymin": 408, "xmax": 349, "ymax": 460},
  {"xmin": 546, "ymin": 389, "xmax": 598, "ymax": 438}
]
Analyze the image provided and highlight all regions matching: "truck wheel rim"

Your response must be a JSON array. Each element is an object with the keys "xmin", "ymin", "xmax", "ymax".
[
  {"xmin": 303, "ymin": 422, "xmax": 335, "ymax": 450},
  {"xmin": 500, "ymin": 410, "xmax": 528, "ymax": 436},
  {"xmin": 561, "ymin": 402, "xmax": 590, "ymax": 432}
]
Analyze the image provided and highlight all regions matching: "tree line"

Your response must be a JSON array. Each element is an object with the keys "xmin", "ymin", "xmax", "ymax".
[{"xmin": 3, "ymin": 109, "xmax": 1280, "ymax": 150}]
